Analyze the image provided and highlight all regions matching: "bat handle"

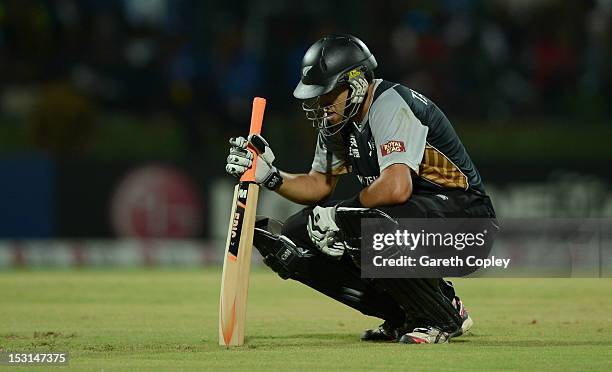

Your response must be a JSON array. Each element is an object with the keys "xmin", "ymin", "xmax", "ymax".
[{"xmin": 241, "ymin": 97, "xmax": 266, "ymax": 183}]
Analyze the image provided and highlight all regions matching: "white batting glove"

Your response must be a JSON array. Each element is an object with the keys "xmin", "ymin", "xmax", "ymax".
[
  {"xmin": 226, "ymin": 136, "xmax": 252, "ymax": 175},
  {"xmin": 307, "ymin": 206, "xmax": 345, "ymax": 258},
  {"xmin": 225, "ymin": 135, "xmax": 283, "ymax": 190}
]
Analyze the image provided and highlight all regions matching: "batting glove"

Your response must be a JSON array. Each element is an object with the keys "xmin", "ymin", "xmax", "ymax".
[
  {"xmin": 225, "ymin": 135, "xmax": 283, "ymax": 190},
  {"xmin": 307, "ymin": 206, "xmax": 345, "ymax": 258}
]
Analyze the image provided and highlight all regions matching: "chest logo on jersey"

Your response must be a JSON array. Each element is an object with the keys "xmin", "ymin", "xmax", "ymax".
[{"xmin": 380, "ymin": 140, "xmax": 406, "ymax": 156}]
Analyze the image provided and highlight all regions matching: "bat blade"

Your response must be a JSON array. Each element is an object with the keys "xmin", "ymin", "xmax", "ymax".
[
  {"xmin": 218, "ymin": 182, "xmax": 259, "ymax": 346},
  {"xmin": 219, "ymin": 97, "xmax": 266, "ymax": 347}
]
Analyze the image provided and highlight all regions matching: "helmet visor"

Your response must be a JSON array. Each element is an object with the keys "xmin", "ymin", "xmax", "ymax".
[{"xmin": 293, "ymin": 80, "xmax": 336, "ymax": 100}]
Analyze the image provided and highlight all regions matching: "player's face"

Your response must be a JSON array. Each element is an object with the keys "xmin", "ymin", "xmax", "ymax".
[{"xmin": 319, "ymin": 87, "xmax": 350, "ymax": 125}]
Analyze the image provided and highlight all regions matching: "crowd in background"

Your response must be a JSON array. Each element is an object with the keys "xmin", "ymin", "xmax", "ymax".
[{"xmin": 0, "ymin": 0, "xmax": 611, "ymax": 158}]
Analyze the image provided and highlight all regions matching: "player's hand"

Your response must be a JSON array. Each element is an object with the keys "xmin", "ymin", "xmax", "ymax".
[
  {"xmin": 226, "ymin": 136, "xmax": 253, "ymax": 176},
  {"xmin": 307, "ymin": 206, "xmax": 345, "ymax": 258},
  {"xmin": 225, "ymin": 135, "xmax": 283, "ymax": 190}
]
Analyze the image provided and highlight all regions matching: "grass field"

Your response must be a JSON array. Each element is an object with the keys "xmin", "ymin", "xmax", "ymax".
[{"xmin": 1, "ymin": 269, "xmax": 611, "ymax": 371}]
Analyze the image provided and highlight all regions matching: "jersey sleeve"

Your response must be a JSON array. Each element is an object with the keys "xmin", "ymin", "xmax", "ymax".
[
  {"xmin": 369, "ymin": 89, "xmax": 428, "ymax": 174},
  {"xmin": 311, "ymin": 132, "xmax": 350, "ymax": 175}
]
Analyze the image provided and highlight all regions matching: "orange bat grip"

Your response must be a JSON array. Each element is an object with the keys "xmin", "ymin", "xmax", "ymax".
[{"xmin": 240, "ymin": 97, "xmax": 266, "ymax": 183}]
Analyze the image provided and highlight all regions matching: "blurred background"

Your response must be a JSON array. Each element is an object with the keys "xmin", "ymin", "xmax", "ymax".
[{"xmin": 0, "ymin": 0, "xmax": 611, "ymax": 267}]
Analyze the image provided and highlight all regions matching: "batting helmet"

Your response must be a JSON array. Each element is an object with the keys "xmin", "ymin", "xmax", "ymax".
[
  {"xmin": 293, "ymin": 34, "xmax": 377, "ymax": 100},
  {"xmin": 293, "ymin": 35, "xmax": 377, "ymax": 136}
]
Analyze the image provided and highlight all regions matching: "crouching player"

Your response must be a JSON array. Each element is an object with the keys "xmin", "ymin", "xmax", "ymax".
[{"xmin": 225, "ymin": 35, "xmax": 496, "ymax": 343}]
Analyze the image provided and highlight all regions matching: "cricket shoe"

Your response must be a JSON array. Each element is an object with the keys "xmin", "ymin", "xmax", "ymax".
[
  {"xmin": 362, "ymin": 297, "xmax": 472, "ymax": 342},
  {"xmin": 452, "ymin": 296, "xmax": 473, "ymax": 337},
  {"xmin": 398, "ymin": 297, "xmax": 472, "ymax": 344},
  {"xmin": 360, "ymin": 321, "xmax": 402, "ymax": 342},
  {"xmin": 399, "ymin": 326, "xmax": 450, "ymax": 344}
]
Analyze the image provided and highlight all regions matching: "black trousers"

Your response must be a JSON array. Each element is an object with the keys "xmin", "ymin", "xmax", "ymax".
[{"xmin": 280, "ymin": 189, "xmax": 496, "ymax": 333}]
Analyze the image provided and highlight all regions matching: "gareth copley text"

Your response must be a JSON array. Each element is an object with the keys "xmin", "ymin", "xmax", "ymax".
[{"xmin": 372, "ymin": 255, "xmax": 511, "ymax": 269}]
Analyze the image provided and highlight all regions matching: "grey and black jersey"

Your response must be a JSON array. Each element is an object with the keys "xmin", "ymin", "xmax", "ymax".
[{"xmin": 311, "ymin": 79, "xmax": 486, "ymax": 195}]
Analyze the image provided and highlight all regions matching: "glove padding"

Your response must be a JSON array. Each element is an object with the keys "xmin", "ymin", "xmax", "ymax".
[
  {"xmin": 307, "ymin": 206, "xmax": 346, "ymax": 258},
  {"xmin": 226, "ymin": 136, "xmax": 253, "ymax": 175},
  {"xmin": 225, "ymin": 134, "xmax": 283, "ymax": 190}
]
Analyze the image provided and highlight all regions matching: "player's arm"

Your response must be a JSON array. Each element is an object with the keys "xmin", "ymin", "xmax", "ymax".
[
  {"xmin": 306, "ymin": 165, "xmax": 412, "ymax": 259},
  {"xmin": 345, "ymin": 89, "xmax": 428, "ymax": 208},
  {"xmin": 226, "ymin": 135, "xmax": 338, "ymax": 205},
  {"xmin": 276, "ymin": 170, "xmax": 338, "ymax": 205},
  {"xmin": 357, "ymin": 163, "xmax": 412, "ymax": 207}
]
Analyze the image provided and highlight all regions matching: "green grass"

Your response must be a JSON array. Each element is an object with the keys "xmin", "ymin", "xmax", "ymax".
[{"xmin": 1, "ymin": 269, "xmax": 611, "ymax": 371}]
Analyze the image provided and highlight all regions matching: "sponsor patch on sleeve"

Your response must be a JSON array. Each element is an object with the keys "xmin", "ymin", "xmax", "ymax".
[{"xmin": 380, "ymin": 140, "xmax": 406, "ymax": 156}]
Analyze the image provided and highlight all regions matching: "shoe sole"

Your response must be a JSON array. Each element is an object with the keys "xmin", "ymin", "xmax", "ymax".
[{"xmin": 399, "ymin": 333, "xmax": 450, "ymax": 344}]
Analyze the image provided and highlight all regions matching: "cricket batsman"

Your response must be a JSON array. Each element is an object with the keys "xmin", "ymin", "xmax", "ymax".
[{"xmin": 225, "ymin": 34, "xmax": 496, "ymax": 344}]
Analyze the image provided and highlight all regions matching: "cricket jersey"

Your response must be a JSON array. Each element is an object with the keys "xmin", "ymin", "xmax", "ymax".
[{"xmin": 311, "ymin": 79, "xmax": 486, "ymax": 195}]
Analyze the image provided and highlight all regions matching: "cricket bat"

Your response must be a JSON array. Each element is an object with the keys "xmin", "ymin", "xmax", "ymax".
[{"xmin": 219, "ymin": 97, "xmax": 266, "ymax": 346}]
